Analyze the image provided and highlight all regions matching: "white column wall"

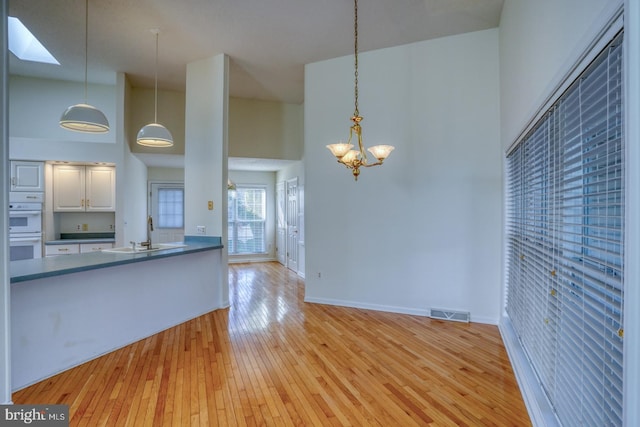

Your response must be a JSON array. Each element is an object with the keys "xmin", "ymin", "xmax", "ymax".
[
  {"xmin": 623, "ymin": 1, "xmax": 640, "ymax": 425},
  {"xmin": 304, "ymin": 29, "xmax": 502, "ymax": 323},
  {"xmin": 184, "ymin": 53, "xmax": 229, "ymax": 307},
  {"xmin": 1, "ymin": 0, "xmax": 12, "ymax": 405}
]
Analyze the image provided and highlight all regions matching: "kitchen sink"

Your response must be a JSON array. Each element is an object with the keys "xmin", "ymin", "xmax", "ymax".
[{"xmin": 102, "ymin": 243, "xmax": 188, "ymax": 254}]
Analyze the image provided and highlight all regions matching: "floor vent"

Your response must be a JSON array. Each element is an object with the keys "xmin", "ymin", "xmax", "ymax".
[{"xmin": 429, "ymin": 308, "xmax": 470, "ymax": 323}]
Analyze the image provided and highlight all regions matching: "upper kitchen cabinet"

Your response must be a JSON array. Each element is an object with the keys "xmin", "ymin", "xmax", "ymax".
[
  {"xmin": 53, "ymin": 165, "xmax": 116, "ymax": 212},
  {"xmin": 10, "ymin": 161, "xmax": 45, "ymax": 192}
]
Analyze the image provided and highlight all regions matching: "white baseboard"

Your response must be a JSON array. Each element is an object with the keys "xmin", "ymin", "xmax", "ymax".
[{"xmin": 304, "ymin": 296, "xmax": 497, "ymax": 325}]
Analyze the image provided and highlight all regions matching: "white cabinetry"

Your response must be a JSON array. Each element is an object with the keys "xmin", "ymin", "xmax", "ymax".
[
  {"xmin": 10, "ymin": 161, "xmax": 45, "ymax": 192},
  {"xmin": 80, "ymin": 242, "xmax": 114, "ymax": 253},
  {"xmin": 45, "ymin": 244, "xmax": 80, "ymax": 257},
  {"xmin": 46, "ymin": 242, "xmax": 114, "ymax": 256},
  {"xmin": 53, "ymin": 165, "xmax": 115, "ymax": 212}
]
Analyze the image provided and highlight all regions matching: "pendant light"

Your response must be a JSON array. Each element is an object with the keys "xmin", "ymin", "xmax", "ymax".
[
  {"xmin": 137, "ymin": 29, "xmax": 173, "ymax": 147},
  {"xmin": 326, "ymin": 0, "xmax": 394, "ymax": 180},
  {"xmin": 59, "ymin": 0, "xmax": 110, "ymax": 133}
]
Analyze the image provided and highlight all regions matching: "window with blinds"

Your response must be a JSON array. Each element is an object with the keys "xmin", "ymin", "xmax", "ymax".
[
  {"xmin": 157, "ymin": 187, "xmax": 184, "ymax": 228},
  {"xmin": 506, "ymin": 31, "xmax": 624, "ymax": 426},
  {"xmin": 228, "ymin": 186, "xmax": 267, "ymax": 254}
]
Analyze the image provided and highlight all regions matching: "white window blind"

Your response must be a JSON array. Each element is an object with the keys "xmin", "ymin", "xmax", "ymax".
[
  {"xmin": 506, "ymin": 31, "xmax": 624, "ymax": 426},
  {"xmin": 228, "ymin": 186, "xmax": 266, "ymax": 254},
  {"xmin": 157, "ymin": 187, "xmax": 184, "ymax": 228}
]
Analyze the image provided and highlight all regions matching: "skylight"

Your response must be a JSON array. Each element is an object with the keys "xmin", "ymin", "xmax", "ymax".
[{"xmin": 8, "ymin": 16, "xmax": 59, "ymax": 65}]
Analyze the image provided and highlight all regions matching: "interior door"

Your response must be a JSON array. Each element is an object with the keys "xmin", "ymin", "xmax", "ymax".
[
  {"xmin": 149, "ymin": 182, "xmax": 185, "ymax": 244},
  {"xmin": 286, "ymin": 178, "xmax": 299, "ymax": 272},
  {"xmin": 276, "ymin": 181, "xmax": 286, "ymax": 265}
]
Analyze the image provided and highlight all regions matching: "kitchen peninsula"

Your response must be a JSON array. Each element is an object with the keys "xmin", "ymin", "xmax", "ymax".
[{"xmin": 10, "ymin": 236, "xmax": 225, "ymax": 390}]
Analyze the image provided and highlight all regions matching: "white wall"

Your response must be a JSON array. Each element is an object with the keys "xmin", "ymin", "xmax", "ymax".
[
  {"xmin": 129, "ymin": 87, "xmax": 186, "ymax": 155},
  {"xmin": 229, "ymin": 98, "xmax": 303, "ymax": 161},
  {"xmin": 499, "ymin": 0, "xmax": 622, "ymax": 148},
  {"xmin": 148, "ymin": 167, "xmax": 184, "ymax": 181},
  {"xmin": 228, "ymin": 170, "xmax": 277, "ymax": 262},
  {"xmin": 304, "ymin": 29, "xmax": 501, "ymax": 323},
  {"xmin": 9, "ymin": 76, "xmax": 116, "ymax": 144}
]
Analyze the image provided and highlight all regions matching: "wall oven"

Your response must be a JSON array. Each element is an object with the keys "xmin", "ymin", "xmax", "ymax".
[
  {"xmin": 9, "ymin": 203, "xmax": 42, "ymax": 234},
  {"xmin": 9, "ymin": 193, "xmax": 43, "ymax": 261}
]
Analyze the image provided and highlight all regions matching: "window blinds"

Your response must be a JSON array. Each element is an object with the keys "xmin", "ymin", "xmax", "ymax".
[
  {"xmin": 157, "ymin": 187, "xmax": 184, "ymax": 228},
  {"xmin": 506, "ymin": 31, "xmax": 624, "ymax": 426},
  {"xmin": 228, "ymin": 186, "xmax": 267, "ymax": 254}
]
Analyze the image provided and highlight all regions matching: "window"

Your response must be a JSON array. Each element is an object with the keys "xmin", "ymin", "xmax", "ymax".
[
  {"xmin": 506, "ymin": 32, "xmax": 624, "ymax": 426},
  {"xmin": 228, "ymin": 186, "xmax": 266, "ymax": 254},
  {"xmin": 157, "ymin": 187, "xmax": 184, "ymax": 228}
]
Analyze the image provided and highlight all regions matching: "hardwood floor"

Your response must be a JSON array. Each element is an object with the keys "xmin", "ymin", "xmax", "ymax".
[{"xmin": 13, "ymin": 262, "xmax": 531, "ymax": 426}]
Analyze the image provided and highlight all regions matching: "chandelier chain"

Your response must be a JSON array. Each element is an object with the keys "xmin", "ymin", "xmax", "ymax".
[{"xmin": 353, "ymin": 0, "xmax": 359, "ymax": 116}]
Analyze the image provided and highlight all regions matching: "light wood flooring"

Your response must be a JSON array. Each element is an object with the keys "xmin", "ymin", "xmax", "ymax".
[{"xmin": 13, "ymin": 262, "xmax": 531, "ymax": 426}]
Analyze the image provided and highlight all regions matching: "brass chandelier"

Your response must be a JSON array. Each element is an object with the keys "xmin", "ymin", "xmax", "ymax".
[{"xmin": 326, "ymin": 0, "xmax": 394, "ymax": 181}]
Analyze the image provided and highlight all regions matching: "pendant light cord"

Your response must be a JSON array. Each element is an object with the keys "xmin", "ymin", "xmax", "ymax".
[
  {"xmin": 154, "ymin": 31, "xmax": 159, "ymax": 123},
  {"xmin": 353, "ymin": 0, "xmax": 359, "ymax": 117},
  {"xmin": 83, "ymin": 0, "xmax": 89, "ymax": 103}
]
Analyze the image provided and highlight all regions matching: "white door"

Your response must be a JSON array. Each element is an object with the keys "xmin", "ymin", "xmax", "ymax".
[
  {"xmin": 276, "ymin": 181, "xmax": 286, "ymax": 265},
  {"xmin": 149, "ymin": 182, "xmax": 185, "ymax": 243},
  {"xmin": 286, "ymin": 178, "xmax": 299, "ymax": 272}
]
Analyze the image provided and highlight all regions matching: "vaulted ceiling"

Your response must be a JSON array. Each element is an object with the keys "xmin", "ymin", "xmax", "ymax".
[{"xmin": 8, "ymin": 0, "xmax": 504, "ymax": 105}]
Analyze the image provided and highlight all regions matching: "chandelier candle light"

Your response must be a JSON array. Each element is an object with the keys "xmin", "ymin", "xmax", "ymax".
[
  {"xmin": 59, "ymin": 0, "xmax": 110, "ymax": 133},
  {"xmin": 137, "ymin": 29, "xmax": 174, "ymax": 147},
  {"xmin": 326, "ymin": 0, "xmax": 394, "ymax": 181}
]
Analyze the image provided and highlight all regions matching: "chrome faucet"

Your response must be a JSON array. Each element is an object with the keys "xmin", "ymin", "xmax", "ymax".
[{"xmin": 140, "ymin": 216, "xmax": 154, "ymax": 249}]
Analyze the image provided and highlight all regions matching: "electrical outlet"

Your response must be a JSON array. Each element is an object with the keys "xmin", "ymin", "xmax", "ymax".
[
  {"xmin": 196, "ymin": 225, "xmax": 206, "ymax": 234},
  {"xmin": 77, "ymin": 224, "xmax": 81, "ymax": 230}
]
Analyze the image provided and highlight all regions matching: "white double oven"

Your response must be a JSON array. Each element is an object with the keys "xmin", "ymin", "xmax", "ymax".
[{"xmin": 9, "ymin": 192, "xmax": 43, "ymax": 261}]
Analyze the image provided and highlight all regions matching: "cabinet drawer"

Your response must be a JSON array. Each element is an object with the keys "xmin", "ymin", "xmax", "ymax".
[
  {"xmin": 80, "ymin": 243, "xmax": 113, "ymax": 253},
  {"xmin": 46, "ymin": 244, "xmax": 80, "ymax": 256}
]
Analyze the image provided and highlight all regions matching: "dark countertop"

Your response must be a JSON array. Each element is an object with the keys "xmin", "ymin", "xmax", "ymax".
[
  {"xmin": 46, "ymin": 238, "xmax": 116, "ymax": 245},
  {"xmin": 11, "ymin": 236, "xmax": 223, "ymax": 284},
  {"xmin": 45, "ymin": 232, "xmax": 116, "ymax": 245}
]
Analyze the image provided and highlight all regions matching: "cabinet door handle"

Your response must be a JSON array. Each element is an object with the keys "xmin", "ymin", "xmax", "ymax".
[
  {"xmin": 11, "ymin": 177, "xmax": 16, "ymax": 186},
  {"xmin": 59, "ymin": 248, "xmax": 69, "ymax": 252}
]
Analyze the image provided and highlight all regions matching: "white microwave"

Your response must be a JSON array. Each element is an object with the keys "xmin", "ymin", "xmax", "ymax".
[{"xmin": 9, "ymin": 203, "xmax": 42, "ymax": 234}]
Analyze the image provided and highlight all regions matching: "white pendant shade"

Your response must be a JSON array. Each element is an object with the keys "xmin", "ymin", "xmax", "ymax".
[
  {"xmin": 59, "ymin": 0, "xmax": 110, "ymax": 134},
  {"xmin": 136, "ymin": 123, "xmax": 174, "ymax": 147},
  {"xmin": 137, "ymin": 29, "xmax": 173, "ymax": 148},
  {"xmin": 60, "ymin": 103, "xmax": 110, "ymax": 133}
]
